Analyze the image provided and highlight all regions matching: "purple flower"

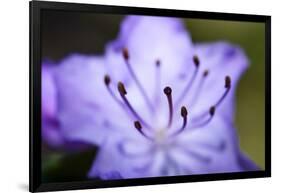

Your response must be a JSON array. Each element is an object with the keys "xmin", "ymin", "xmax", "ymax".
[{"xmin": 42, "ymin": 16, "xmax": 259, "ymax": 179}]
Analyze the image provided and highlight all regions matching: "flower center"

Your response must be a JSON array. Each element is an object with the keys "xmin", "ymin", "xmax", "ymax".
[
  {"xmin": 103, "ymin": 47, "xmax": 231, "ymax": 142},
  {"xmin": 154, "ymin": 129, "xmax": 169, "ymax": 146}
]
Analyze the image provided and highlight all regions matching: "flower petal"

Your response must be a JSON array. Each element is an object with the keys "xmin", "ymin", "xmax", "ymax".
[
  {"xmin": 54, "ymin": 54, "xmax": 134, "ymax": 145},
  {"xmin": 42, "ymin": 63, "xmax": 63, "ymax": 147},
  {"xmin": 88, "ymin": 135, "xmax": 151, "ymax": 179},
  {"xmin": 105, "ymin": 16, "xmax": 194, "ymax": 103},
  {"xmin": 42, "ymin": 63, "xmax": 57, "ymax": 120},
  {"xmin": 173, "ymin": 113, "xmax": 259, "ymax": 174},
  {"xmin": 173, "ymin": 116, "xmax": 244, "ymax": 174}
]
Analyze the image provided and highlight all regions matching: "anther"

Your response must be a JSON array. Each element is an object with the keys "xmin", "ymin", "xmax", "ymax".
[
  {"xmin": 122, "ymin": 47, "xmax": 129, "ymax": 61},
  {"xmin": 117, "ymin": 82, "xmax": 127, "ymax": 96},
  {"xmin": 164, "ymin": 86, "xmax": 172, "ymax": 95},
  {"xmin": 181, "ymin": 106, "xmax": 188, "ymax": 117},
  {"xmin": 164, "ymin": 86, "xmax": 174, "ymax": 128},
  {"xmin": 134, "ymin": 121, "xmax": 152, "ymax": 140},
  {"xmin": 225, "ymin": 76, "xmax": 231, "ymax": 88},
  {"xmin": 193, "ymin": 55, "xmax": 200, "ymax": 67},
  {"xmin": 134, "ymin": 121, "xmax": 142, "ymax": 130},
  {"xmin": 104, "ymin": 74, "xmax": 111, "ymax": 86},
  {"xmin": 154, "ymin": 59, "xmax": 162, "ymax": 106},
  {"xmin": 209, "ymin": 106, "xmax": 215, "ymax": 116},
  {"xmin": 203, "ymin": 69, "xmax": 209, "ymax": 77},
  {"xmin": 156, "ymin": 59, "xmax": 161, "ymax": 67}
]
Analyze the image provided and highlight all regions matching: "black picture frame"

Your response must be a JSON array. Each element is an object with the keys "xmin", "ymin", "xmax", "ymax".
[{"xmin": 29, "ymin": 0, "xmax": 271, "ymax": 192}]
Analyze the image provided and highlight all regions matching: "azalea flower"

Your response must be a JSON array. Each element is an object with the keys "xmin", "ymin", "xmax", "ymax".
[{"xmin": 42, "ymin": 16, "xmax": 259, "ymax": 179}]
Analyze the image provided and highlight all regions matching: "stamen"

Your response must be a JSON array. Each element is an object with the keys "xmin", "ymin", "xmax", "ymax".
[
  {"xmin": 122, "ymin": 47, "xmax": 155, "ymax": 113},
  {"xmin": 104, "ymin": 75, "xmax": 126, "ymax": 110},
  {"xmin": 215, "ymin": 76, "xmax": 231, "ymax": 107},
  {"xmin": 164, "ymin": 86, "xmax": 174, "ymax": 128},
  {"xmin": 192, "ymin": 76, "xmax": 232, "ymax": 122},
  {"xmin": 134, "ymin": 121, "xmax": 153, "ymax": 140},
  {"xmin": 154, "ymin": 59, "xmax": 161, "ymax": 105},
  {"xmin": 117, "ymin": 82, "xmax": 153, "ymax": 130},
  {"xmin": 170, "ymin": 106, "xmax": 188, "ymax": 137},
  {"xmin": 189, "ymin": 69, "xmax": 209, "ymax": 108},
  {"xmin": 175, "ymin": 55, "xmax": 200, "ymax": 107},
  {"xmin": 191, "ymin": 106, "xmax": 215, "ymax": 128}
]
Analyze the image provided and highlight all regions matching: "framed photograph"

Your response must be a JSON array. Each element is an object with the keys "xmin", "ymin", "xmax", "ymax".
[{"xmin": 30, "ymin": 0, "xmax": 271, "ymax": 192}]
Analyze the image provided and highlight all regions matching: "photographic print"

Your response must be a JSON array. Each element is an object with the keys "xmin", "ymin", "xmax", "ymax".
[
  {"xmin": 41, "ymin": 12, "xmax": 265, "ymax": 182},
  {"xmin": 30, "ymin": 2, "xmax": 270, "ymax": 191}
]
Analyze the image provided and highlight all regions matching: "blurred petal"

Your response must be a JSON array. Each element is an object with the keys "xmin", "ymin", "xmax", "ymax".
[
  {"xmin": 54, "ymin": 54, "xmax": 133, "ymax": 146},
  {"xmin": 42, "ymin": 63, "xmax": 57, "ymax": 120},
  {"xmin": 237, "ymin": 152, "xmax": 260, "ymax": 171},
  {"xmin": 42, "ymin": 63, "xmax": 63, "ymax": 147}
]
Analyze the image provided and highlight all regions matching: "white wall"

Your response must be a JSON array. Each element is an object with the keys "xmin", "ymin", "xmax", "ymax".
[{"xmin": 0, "ymin": 0, "xmax": 278, "ymax": 192}]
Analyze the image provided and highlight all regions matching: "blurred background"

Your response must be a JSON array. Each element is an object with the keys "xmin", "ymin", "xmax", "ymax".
[{"xmin": 41, "ymin": 10, "xmax": 265, "ymax": 182}]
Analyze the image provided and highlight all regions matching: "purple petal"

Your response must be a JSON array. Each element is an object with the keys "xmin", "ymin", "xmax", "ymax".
[
  {"xmin": 105, "ymin": 16, "xmax": 194, "ymax": 102},
  {"xmin": 42, "ymin": 63, "xmax": 63, "ymax": 147},
  {"xmin": 173, "ymin": 116, "xmax": 243, "ymax": 174},
  {"xmin": 53, "ymin": 54, "xmax": 133, "ymax": 146},
  {"xmin": 88, "ymin": 135, "xmax": 151, "ymax": 179},
  {"xmin": 42, "ymin": 64, "xmax": 57, "ymax": 121}
]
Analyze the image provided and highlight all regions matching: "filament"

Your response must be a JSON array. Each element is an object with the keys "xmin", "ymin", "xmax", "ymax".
[
  {"xmin": 117, "ymin": 82, "xmax": 153, "ymax": 130},
  {"xmin": 154, "ymin": 59, "xmax": 161, "ymax": 106},
  {"xmin": 170, "ymin": 106, "xmax": 188, "ymax": 137},
  {"xmin": 164, "ymin": 86, "xmax": 174, "ymax": 128},
  {"xmin": 189, "ymin": 69, "xmax": 209, "ymax": 108},
  {"xmin": 122, "ymin": 48, "xmax": 155, "ymax": 114},
  {"xmin": 175, "ymin": 55, "xmax": 200, "ymax": 107}
]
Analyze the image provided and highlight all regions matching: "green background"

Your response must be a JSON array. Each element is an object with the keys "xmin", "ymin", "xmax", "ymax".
[{"xmin": 42, "ymin": 11, "xmax": 265, "ymax": 182}]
